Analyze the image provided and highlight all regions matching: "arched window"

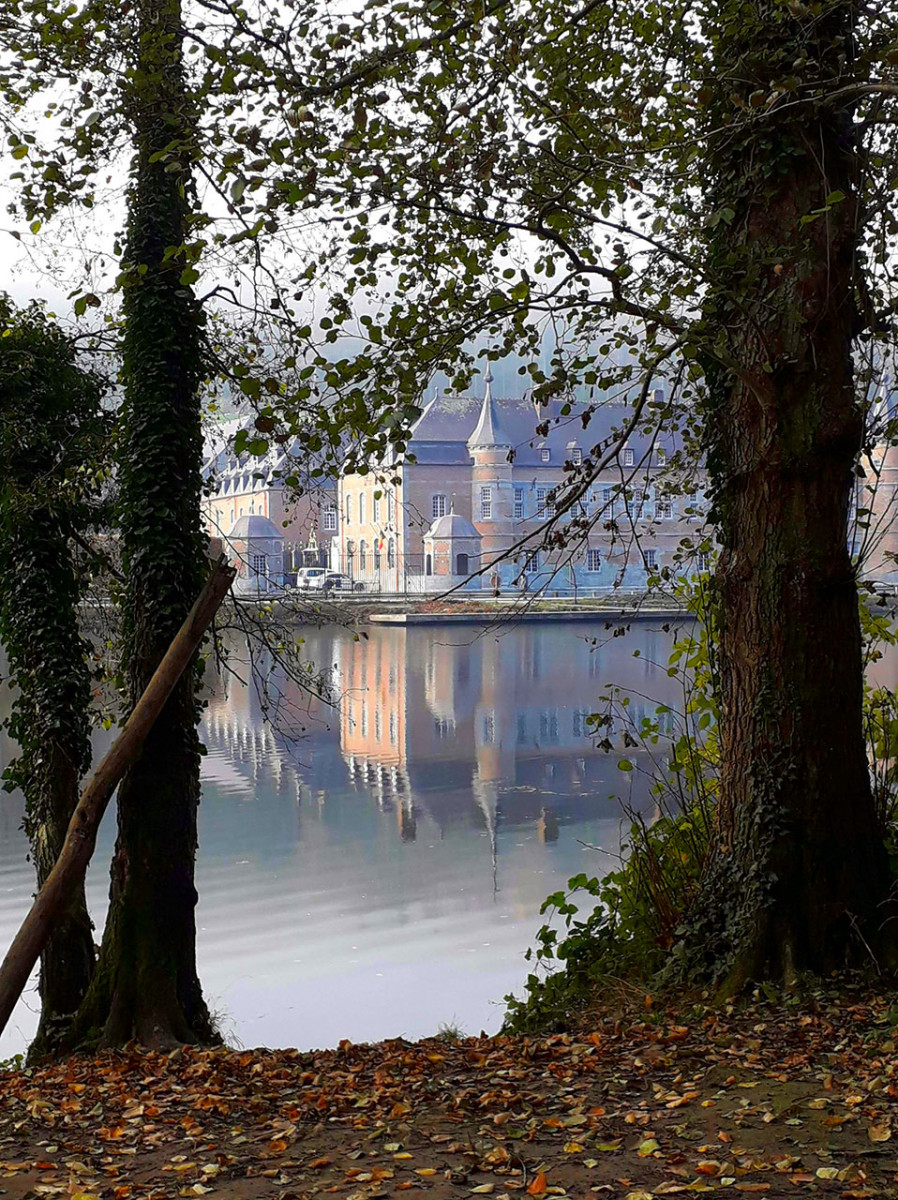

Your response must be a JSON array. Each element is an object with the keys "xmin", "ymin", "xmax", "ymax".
[
  {"xmin": 359, "ymin": 540, "xmax": 367, "ymax": 571},
  {"xmin": 374, "ymin": 540, "xmax": 382, "ymax": 569},
  {"xmin": 455, "ymin": 552, "xmax": 469, "ymax": 576},
  {"xmin": 425, "ymin": 552, "xmax": 432, "ymax": 576},
  {"xmin": 387, "ymin": 538, "xmax": 395, "ymax": 567}
]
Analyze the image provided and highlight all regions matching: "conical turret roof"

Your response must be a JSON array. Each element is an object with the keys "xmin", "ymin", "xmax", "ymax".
[{"xmin": 467, "ymin": 369, "xmax": 511, "ymax": 450}]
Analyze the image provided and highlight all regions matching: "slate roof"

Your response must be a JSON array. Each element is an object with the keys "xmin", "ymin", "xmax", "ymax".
[
  {"xmin": 409, "ymin": 394, "xmax": 682, "ymax": 469},
  {"xmin": 227, "ymin": 514, "xmax": 282, "ymax": 541},
  {"xmin": 467, "ymin": 371, "xmax": 511, "ymax": 449},
  {"xmin": 426, "ymin": 512, "xmax": 481, "ymax": 540}
]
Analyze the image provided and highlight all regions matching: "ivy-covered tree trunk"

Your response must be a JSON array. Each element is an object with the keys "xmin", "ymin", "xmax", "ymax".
[
  {"xmin": 0, "ymin": 300, "xmax": 105, "ymax": 1058},
  {"xmin": 67, "ymin": 0, "xmax": 218, "ymax": 1048},
  {"xmin": 693, "ymin": 0, "xmax": 894, "ymax": 986},
  {"xmin": 12, "ymin": 523, "xmax": 96, "ymax": 1059}
]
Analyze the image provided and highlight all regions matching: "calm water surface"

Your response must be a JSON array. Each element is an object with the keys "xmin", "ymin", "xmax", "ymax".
[{"xmin": 0, "ymin": 618, "xmax": 691, "ymax": 1056}]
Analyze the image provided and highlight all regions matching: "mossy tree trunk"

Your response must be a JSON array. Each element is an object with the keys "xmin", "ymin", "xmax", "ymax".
[
  {"xmin": 66, "ymin": 0, "xmax": 218, "ymax": 1049},
  {"xmin": 0, "ymin": 300, "xmax": 106, "ymax": 1058},
  {"xmin": 692, "ymin": 0, "xmax": 893, "ymax": 985},
  {"xmin": 3, "ymin": 519, "xmax": 97, "ymax": 1059}
]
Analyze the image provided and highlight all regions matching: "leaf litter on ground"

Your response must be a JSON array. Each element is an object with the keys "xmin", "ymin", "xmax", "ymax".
[{"xmin": 1, "ymin": 980, "xmax": 897, "ymax": 1199}]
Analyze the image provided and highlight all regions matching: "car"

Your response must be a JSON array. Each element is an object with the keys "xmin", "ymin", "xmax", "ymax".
[
  {"xmin": 296, "ymin": 567, "xmax": 329, "ymax": 590},
  {"xmin": 323, "ymin": 572, "xmax": 354, "ymax": 592}
]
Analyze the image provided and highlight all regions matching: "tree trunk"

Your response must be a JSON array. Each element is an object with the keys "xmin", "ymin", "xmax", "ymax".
[
  {"xmin": 29, "ymin": 745, "xmax": 96, "ymax": 1057},
  {"xmin": 0, "ymin": 560, "xmax": 234, "ymax": 1048},
  {"xmin": 0, "ymin": 517, "xmax": 97, "ymax": 1059},
  {"xmin": 692, "ymin": 0, "xmax": 894, "ymax": 985},
  {"xmin": 66, "ymin": 0, "xmax": 216, "ymax": 1049}
]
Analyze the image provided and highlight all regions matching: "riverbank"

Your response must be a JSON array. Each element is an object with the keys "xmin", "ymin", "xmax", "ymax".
[
  {"xmin": 2, "ymin": 985, "xmax": 896, "ymax": 1199},
  {"xmin": 246, "ymin": 592, "xmax": 690, "ymax": 626}
]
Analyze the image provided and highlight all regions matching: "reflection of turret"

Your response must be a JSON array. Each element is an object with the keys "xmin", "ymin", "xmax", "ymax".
[
  {"xmin": 538, "ymin": 806, "xmax": 559, "ymax": 843},
  {"xmin": 472, "ymin": 774, "xmax": 499, "ymax": 895},
  {"xmin": 398, "ymin": 797, "xmax": 417, "ymax": 842}
]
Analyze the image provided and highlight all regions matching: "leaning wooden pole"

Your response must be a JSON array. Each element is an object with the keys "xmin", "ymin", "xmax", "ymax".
[{"xmin": 0, "ymin": 556, "xmax": 236, "ymax": 1039}]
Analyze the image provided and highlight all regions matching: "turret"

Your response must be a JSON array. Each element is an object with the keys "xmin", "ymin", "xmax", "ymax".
[{"xmin": 468, "ymin": 370, "xmax": 515, "ymax": 567}]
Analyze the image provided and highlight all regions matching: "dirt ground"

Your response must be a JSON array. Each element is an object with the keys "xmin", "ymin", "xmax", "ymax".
[{"xmin": 1, "ymin": 985, "xmax": 897, "ymax": 1200}]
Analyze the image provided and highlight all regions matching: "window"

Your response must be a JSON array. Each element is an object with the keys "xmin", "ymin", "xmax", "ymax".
[
  {"xmin": 480, "ymin": 486, "xmax": 492, "ymax": 520},
  {"xmin": 644, "ymin": 548, "xmax": 658, "ymax": 570},
  {"xmin": 323, "ymin": 506, "xmax": 337, "ymax": 532},
  {"xmin": 573, "ymin": 709, "xmax": 592, "ymax": 738},
  {"xmin": 251, "ymin": 554, "xmax": 266, "ymax": 577},
  {"xmin": 623, "ymin": 447, "xmax": 635, "ymax": 467},
  {"xmin": 374, "ymin": 710, "xmax": 382, "ymax": 741},
  {"xmin": 389, "ymin": 712, "xmax": 397, "ymax": 744},
  {"xmin": 602, "ymin": 486, "xmax": 613, "ymax": 504},
  {"xmin": 359, "ymin": 493, "xmax": 366, "ymax": 524},
  {"xmin": 482, "ymin": 713, "xmax": 495, "ymax": 743},
  {"xmin": 539, "ymin": 709, "xmax": 560, "ymax": 744},
  {"xmin": 536, "ymin": 488, "xmax": 556, "ymax": 518},
  {"xmin": 697, "ymin": 551, "xmax": 712, "ymax": 572},
  {"xmin": 374, "ymin": 540, "xmax": 382, "ymax": 569},
  {"xmin": 358, "ymin": 540, "xmax": 367, "ymax": 571},
  {"xmin": 656, "ymin": 448, "xmax": 667, "ymax": 466},
  {"xmin": 571, "ymin": 447, "xmax": 582, "ymax": 465},
  {"xmin": 524, "ymin": 551, "xmax": 539, "ymax": 573},
  {"xmin": 387, "ymin": 537, "xmax": 395, "ymax": 567},
  {"xmin": 586, "ymin": 549, "xmax": 601, "ymax": 571},
  {"xmin": 434, "ymin": 716, "xmax": 455, "ymax": 739},
  {"xmin": 373, "ymin": 494, "xmax": 381, "ymax": 523},
  {"xmin": 514, "ymin": 487, "xmax": 524, "ymax": 520},
  {"xmin": 361, "ymin": 706, "xmax": 368, "ymax": 736},
  {"xmin": 455, "ymin": 552, "xmax": 469, "ymax": 576},
  {"xmin": 657, "ymin": 498, "xmax": 673, "ymax": 519},
  {"xmin": 387, "ymin": 491, "xmax": 395, "ymax": 522},
  {"xmin": 432, "ymin": 494, "xmax": 448, "ymax": 519},
  {"xmin": 540, "ymin": 447, "xmax": 551, "ymax": 462},
  {"xmin": 345, "ymin": 493, "xmax": 352, "ymax": 524}
]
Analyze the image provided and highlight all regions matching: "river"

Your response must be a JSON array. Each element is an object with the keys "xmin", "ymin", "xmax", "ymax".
[{"xmin": 0, "ymin": 616, "xmax": 697, "ymax": 1057}]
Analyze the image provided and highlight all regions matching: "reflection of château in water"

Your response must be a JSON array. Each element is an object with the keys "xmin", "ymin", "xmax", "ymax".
[
  {"xmin": 199, "ymin": 623, "xmax": 682, "ymax": 853},
  {"xmin": 337, "ymin": 623, "xmax": 681, "ymax": 842}
]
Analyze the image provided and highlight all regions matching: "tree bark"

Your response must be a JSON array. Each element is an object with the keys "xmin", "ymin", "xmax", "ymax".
[
  {"xmin": 0, "ymin": 559, "xmax": 235, "ymax": 1045},
  {"xmin": 65, "ymin": 0, "xmax": 218, "ymax": 1049},
  {"xmin": 0, "ymin": 308, "xmax": 106, "ymax": 1058},
  {"xmin": 692, "ymin": 0, "xmax": 894, "ymax": 984}
]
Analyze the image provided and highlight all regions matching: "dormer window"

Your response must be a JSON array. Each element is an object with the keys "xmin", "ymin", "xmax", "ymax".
[
  {"xmin": 656, "ymin": 448, "xmax": 667, "ymax": 466},
  {"xmin": 571, "ymin": 448, "xmax": 582, "ymax": 465},
  {"xmin": 623, "ymin": 447, "xmax": 635, "ymax": 467},
  {"xmin": 540, "ymin": 448, "xmax": 551, "ymax": 463}
]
